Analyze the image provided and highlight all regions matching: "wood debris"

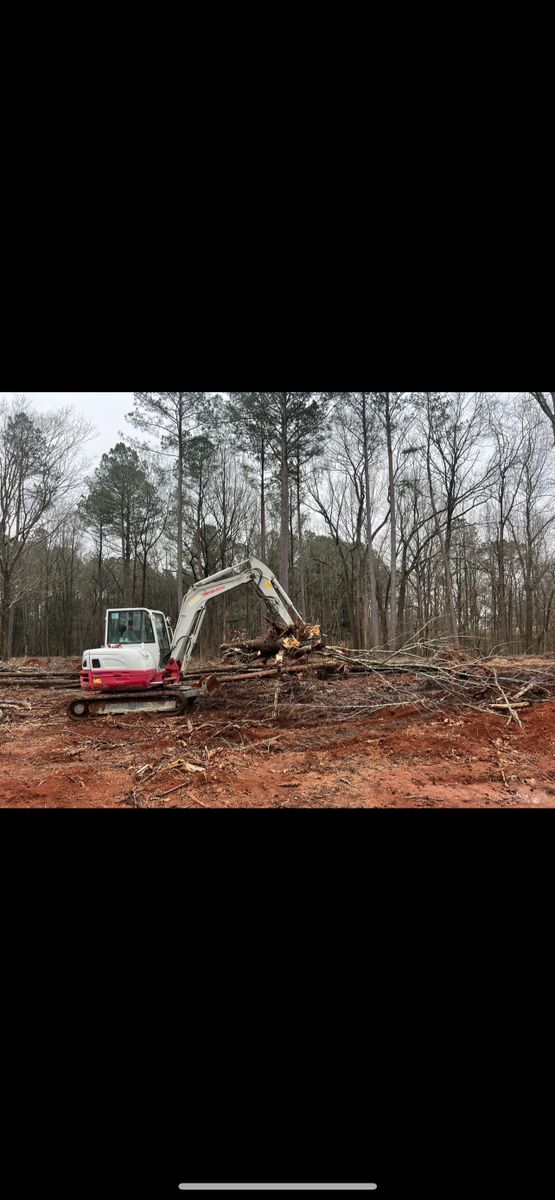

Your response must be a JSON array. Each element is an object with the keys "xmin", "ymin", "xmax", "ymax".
[{"xmin": 221, "ymin": 619, "xmax": 325, "ymax": 666}]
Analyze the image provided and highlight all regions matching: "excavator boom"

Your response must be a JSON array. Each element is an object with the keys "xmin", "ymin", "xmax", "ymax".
[{"xmin": 168, "ymin": 558, "xmax": 302, "ymax": 675}]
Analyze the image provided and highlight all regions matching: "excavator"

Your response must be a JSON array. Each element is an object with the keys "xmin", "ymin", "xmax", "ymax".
[{"xmin": 68, "ymin": 558, "xmax": 304, "ymax": 720}]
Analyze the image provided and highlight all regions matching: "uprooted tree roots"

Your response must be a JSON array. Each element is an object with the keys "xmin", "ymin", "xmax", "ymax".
[{"xmin": 221, "ymin": 619, "xmax": 325, "ymax": 666}]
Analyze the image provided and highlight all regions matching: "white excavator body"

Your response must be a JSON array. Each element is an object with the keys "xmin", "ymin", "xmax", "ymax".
[
  {"xmin": 76, "ymin": 559, "xmax": 303, "ymax": 713},
  {"xmin": 81, "ymin": 607, "xmax": 174, "ymax": 690}
]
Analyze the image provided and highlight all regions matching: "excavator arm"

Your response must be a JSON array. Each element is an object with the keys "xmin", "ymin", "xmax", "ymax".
[{"xmin": 168, "ymin": 558, "xmax": 303, "ymax": 674}]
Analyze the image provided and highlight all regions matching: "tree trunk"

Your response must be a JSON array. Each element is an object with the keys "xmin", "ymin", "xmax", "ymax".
[
  {"xmin": 362, "ymin": 393, "xmax": 381, "ymax": 649},
  {"xmin": 296, "ymin": 451, "xmax": 307, "ymax": 616},
  {"xmin": 525, "ymin": 508, "xmax": 534, "ymax": 648},
  {"xmin": 122, "ymin": 503, "xmax": 132, "ymax": 606},
  {"xmin": 397, "ymin": 553, "xmax": 408, "ymax": 643},
  {"xmin": 260, "ymin": 437, "xmax": 267, "ymax": 633},
  {"xmin": 354, "ymin": 544, "xmax": 365, "ymax": 648},
  {"xmin": 531, "ymin": 392, "xmax": 555, "ymax": 446},
  {"xmin": 98, "ymin": 523, "xmax": 104, "ymax": 641},
  {"xmin": 7, "ymin": 597, "xmax": 15, "ymax": 659},
  {"xmin": 385, "ymin": 393, "xmax": 398, "ymax": 647},
  {"xmin": 544, "ymin": 588, "xmax": 555, "ymax": 651},
  {"xmin": 426, "ymin": 436, "xmax": 459, "ymax": 644},
  {"xmin": 177, "ymin": 395, "xmax": 184, "ymax": 612},
  {"xmin": 497, "ymin": 532, "xmax": 507, "ymax": 647},
  {"xmin": 131, "ymin": 539, "xmax": 138, "ymax": 607},
  {"xmin": 1, "ymin": 566, "xmax": 11, "ymax": 659},
  {"xmin": 496, "ymin": 479, "xmax": 508, "ymax": 647},
  {"xmin": 260, "ymin": 438, "xmax": 266, "ymax": 561},
  {"xmin": 320, "ymin": 560, "xmax": 326, "ymax": 634},
  {"xmin": 142, "ymin": 553, "xmax": 148, "ymax": 607},
  {"xmin": 280, "ymin": 394, "xmax": 290, "ymax": 592}
]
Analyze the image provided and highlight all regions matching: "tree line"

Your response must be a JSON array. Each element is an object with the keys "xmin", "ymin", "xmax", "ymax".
[{"xmin": 1, "ymin": 391, "xmax": 555, "ymax": 661}]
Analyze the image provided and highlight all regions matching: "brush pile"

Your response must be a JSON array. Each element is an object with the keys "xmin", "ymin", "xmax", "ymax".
[
  {"xmin": 221, "ymin": 620, "xmax": 325, "ymax": 667},
  {"xmin": 217, "ymin": 630, "xmax": 555, "ymax": 726},
  {"xmin": 306, "ymin": 648, "xmax": 555, "ymax": 727}
]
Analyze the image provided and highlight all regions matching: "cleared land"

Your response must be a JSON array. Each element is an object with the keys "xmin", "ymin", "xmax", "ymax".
[{"xmin": 1, "ymin": 655, "xmax": 555, "ymax": 808}]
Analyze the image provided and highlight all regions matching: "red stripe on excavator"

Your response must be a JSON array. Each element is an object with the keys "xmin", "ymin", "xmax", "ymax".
[
  {"xmin": 81, "ymin": 669, "xmax": 163, "ymax": 691},
  {"xmin": 80, "ymin": 660, "xmax": 183, "ymax": 692}
]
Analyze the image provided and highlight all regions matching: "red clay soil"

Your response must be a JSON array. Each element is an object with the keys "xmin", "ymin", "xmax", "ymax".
[{"xmin": 1, "ymin": 666, "xmax": 555, "ymax": 808}]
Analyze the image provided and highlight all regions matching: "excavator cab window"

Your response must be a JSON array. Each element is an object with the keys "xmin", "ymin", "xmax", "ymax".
[{"xmin": 107, "ymin": 610, "xmax": 156, "ymax": 645}]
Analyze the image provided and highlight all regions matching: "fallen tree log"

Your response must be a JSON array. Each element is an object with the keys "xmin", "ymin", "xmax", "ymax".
[{"xmin": 217, "ymin": 663, "xmax": 323, "ymax": 684}]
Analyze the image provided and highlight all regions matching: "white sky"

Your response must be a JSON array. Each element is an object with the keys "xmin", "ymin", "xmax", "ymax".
[{"xmin": 4, "ymin": 391, "xmax": 135, "ymax": 466}]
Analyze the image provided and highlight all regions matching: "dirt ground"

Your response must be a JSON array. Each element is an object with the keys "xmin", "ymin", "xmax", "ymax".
[{"xmin": 2, "ymin": 657, "xmax": 555, "ymax": 808}]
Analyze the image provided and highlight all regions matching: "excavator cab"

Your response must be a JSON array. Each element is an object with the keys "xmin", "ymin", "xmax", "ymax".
[
  {"xmin": 109, "ymin": 610, "xmax": 154, "ymax": 644},
  {"xmin": 105, "ymin": 609, "xmax": 173, "ymax": 653},
  {"xmin": 81, "ymin": 608, "xmax": 174, "ymax": 691}
]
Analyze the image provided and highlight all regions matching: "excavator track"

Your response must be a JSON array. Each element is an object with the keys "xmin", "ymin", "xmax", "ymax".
[{"xmin": 67, "ymin": 687, "xmax": 199, "ymax": 721}]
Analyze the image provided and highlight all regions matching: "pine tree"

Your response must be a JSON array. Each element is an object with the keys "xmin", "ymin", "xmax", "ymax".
[
  {"xmin": 87, "ymin": 443, "xmax": 146, "ymax": 606},
  {"xmin": 127, "ymin": 392, "xmax": 213, "ymax": 609},
  {"xmin": 227, "ymin": 392, "xmax": 274, "ymax": 563},
  {"xmin": 230, "ymin": 392, "xmax": 328, "ymax": 595}
]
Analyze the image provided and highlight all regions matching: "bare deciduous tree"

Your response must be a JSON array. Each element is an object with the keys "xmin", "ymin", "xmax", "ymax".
[
  {"xmin": 0, "ymin": 397, "xmax": 92, "ymax": 657},
  {"xmin": 530, "ymin": 392, "xmax": 555, "ymax": 445}
]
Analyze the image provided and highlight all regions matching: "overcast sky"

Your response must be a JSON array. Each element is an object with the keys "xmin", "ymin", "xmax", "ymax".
[
  {"xmin": 2, "ymin": 390, "xmax": 539, "ymax": 475},
  {"xmin": 6, "ymin": 392, "xmax": 134, "ymax": 465}
]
